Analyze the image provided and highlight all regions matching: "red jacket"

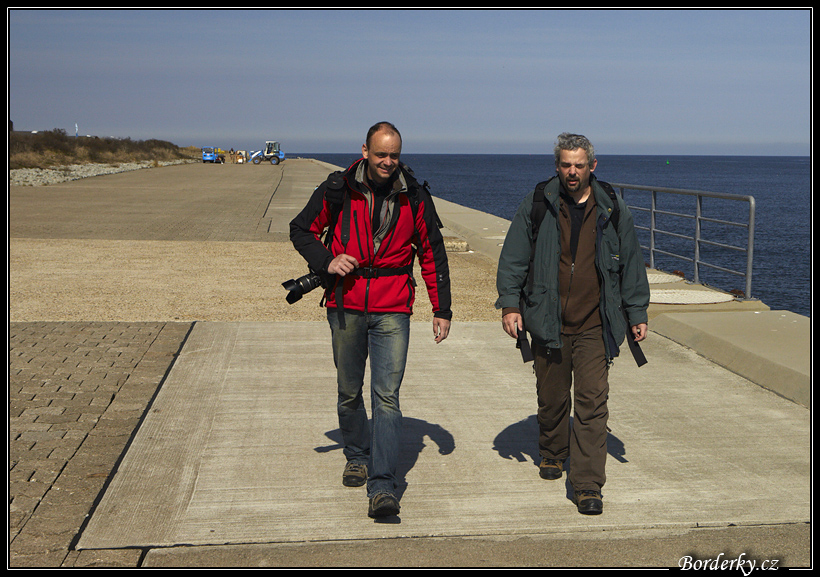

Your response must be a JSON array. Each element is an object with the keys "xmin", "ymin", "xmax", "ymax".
[{"xmin": 290, "ymin": 159, "xmax": 452, "ymax": 319}]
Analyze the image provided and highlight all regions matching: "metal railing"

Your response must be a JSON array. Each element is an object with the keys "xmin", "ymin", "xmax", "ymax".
[{"xmin": 610, "ymin": 183, "xmax": 756, "ymax": 299}]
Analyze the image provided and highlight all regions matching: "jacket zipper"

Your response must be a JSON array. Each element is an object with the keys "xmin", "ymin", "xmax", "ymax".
[
  {"xmin": 364, "ymin": 190, "xmax": 401, "ymax": 313},
  {"xmin": 351, "ymin": 180, "xmax": 408, "ymax": 314},
  {"xmin": 352, "ymin": 213, "xmax": 373, "ymax": 312},
  {"xmin": 561, "ymin": 261, "xmax": 575, "ymax": 332}
]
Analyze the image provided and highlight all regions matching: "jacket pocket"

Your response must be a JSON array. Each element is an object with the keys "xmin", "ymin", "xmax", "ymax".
[
  {"xmin": 602, "ymin": 255, "xmax": 627, "ymax": 345},
  {"xmin": 604, "ymin": 253, "xmax": 623, "ymax": 301},
  {"xmin": 520, "ymin": 288, "xmax": 560, "ymax": 346}
]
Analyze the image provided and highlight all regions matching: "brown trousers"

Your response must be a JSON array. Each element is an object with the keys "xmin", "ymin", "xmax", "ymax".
[{"xmin": 534, "ymin": 326, "xmax": 609, "ymax": 492}]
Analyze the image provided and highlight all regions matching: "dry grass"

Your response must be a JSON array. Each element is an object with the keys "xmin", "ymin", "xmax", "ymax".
[{"xmin": 9, "ymin": 129, "xmax": 198, "ymax": 169}]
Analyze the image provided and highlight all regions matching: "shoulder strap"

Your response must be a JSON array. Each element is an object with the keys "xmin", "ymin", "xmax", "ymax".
[
  {"xmin": 530, "ymin": 178, "xmax": 553, "ymax": 244},
  {"xmin": 321, "ymin": 171, "xmax": 349, "ymax": 247},
  {"xmin": 400, "ymin": 163, "xmax": 443, "ymax": 229},
  {"xmin": 530, "ymin": 176, "xmax": 621, "ymax": 235},
  {"xmin": 319, "ymin": 171, "xmax": 350, "ymax": 327},
  {"xmin": 418, "ymin": 179, "xmax": 443, "ymax": 229},
  {"xmin": 596, "ymin": 177, "xmax": 620, "ymax": 231},
  {"xmin": 593, "ymin": 178, "xmax": 647, "ymax": 367},
  {"xmin": 526, "ymin": 177, "xmax": 556, "ymax": 293}
]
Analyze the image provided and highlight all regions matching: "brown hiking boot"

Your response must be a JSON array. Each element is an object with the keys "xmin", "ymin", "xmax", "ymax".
[
  {"xmin": 342, "ymin": 461, "xmax": 367, "ymax": 487},
  {"xmin": 573, "ymin": 490, "xmax": 603, "ymax": 515},
  {"xmin": 368, "ymin": 492, "xmax": 400, "ymax": 518},
  {"xmin": 539, "ymin": 458, "xmax": 564, "ymax": 480}
]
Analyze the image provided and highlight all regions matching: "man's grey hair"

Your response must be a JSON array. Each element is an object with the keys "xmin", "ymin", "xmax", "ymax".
[{"xmin": 553, "ymin": 133, "xmax": 595, "ymax": 166}]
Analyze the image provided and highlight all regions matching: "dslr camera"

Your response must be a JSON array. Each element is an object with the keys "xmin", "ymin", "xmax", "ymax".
[{"xmin": 282, "ymin": 270, "xmax": 327, "ymax": 304}]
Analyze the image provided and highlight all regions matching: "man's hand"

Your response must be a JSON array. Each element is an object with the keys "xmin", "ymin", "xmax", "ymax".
[
  {"xmin": 502, "ymin": 312, "xmax": 523, "ymax": 339},
  {"xmin": 433, "ymin": 318, "xmax": 450, "ymax": 344},
  {"xmin": 631, "ymin": 323, "xmax": 648, "ymax": 342},
  {"xmin": 327, "ymin": 254, "xmax": 358, "ymax": 276}
]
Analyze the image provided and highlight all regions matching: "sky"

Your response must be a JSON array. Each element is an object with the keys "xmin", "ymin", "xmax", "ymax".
[{"xmin": 7, "ymin": 8, "xmax": 812, "ymax": 156}]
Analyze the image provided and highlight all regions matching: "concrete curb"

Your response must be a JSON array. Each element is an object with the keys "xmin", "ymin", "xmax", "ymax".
[{"xmin": 651, "ymin": 311, "xmax": 810, "ymax": 408}]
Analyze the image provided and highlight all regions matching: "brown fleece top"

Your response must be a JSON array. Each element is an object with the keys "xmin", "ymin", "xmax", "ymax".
[{"xmin": 558, "ymin": 191, "xmax": 602, "ymax": 334}]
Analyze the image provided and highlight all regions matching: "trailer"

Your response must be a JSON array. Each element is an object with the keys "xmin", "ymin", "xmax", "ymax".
[{"xmin": 250, "ymin": 141, "xmax": 285, "ymax": 165}]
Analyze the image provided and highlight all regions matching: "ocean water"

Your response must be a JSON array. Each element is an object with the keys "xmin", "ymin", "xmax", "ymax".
[{"xmin": 298, "ymin": 153, "xmax": 811, "ymax": 318}]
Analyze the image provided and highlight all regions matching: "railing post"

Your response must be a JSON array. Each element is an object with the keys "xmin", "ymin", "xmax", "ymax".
[
  {"xmin": 694, "ymin": 195, "xmax": 702, "ymax": 284},
  {"xmin": 650, "ymin": 190, "xmax": 657, "ymax": 269},
  {"xmin": 746, "ymin": 197, "xmax": 756, "ymax": 299}
]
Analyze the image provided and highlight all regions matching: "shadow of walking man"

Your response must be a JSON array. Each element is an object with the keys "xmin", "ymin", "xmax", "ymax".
[
  {"xmin": 493, "ymin": 414, "xmax": 627, "ymax": 466},
  {"xmin": 493, "ymin": 414, "xmax": 628, "ymax": 500},
  {"xmin": 315, "ymin": 416, "xmax": 455, "ymax": 501}
]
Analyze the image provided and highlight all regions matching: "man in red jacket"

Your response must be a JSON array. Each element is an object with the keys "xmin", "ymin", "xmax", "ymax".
[{"xmin": 290, "ymin": 122, "xmax": 452, "ymax": 518}]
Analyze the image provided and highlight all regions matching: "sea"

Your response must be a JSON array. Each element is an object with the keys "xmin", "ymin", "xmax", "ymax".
[{"xmin": 297, "ymin": 153, "xmax": 812, "ymax": 318}]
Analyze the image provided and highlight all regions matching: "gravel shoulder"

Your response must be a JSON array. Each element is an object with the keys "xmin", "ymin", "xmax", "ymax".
[
  {"xmin": 9, "ymin": 160, "xmax": 195, "ymax": 187},
  {"xmin": 9, "ymin": 160, "xmax": 500, "ymax": 324},
  {"xmin": 9, "ymin": 238, "xmax": 500, "ymax": 323}
]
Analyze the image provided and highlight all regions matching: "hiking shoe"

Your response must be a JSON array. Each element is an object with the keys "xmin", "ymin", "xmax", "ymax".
[
  {"xmin": 573, "ymin": 490, "xmax": 603, "ymax": 515},
  {"xmin": 539, "ymin": 458, "xmax": 564, "ymax": 480},
  {"xmin": 368, "ymin": 492, "xmax": 400, "ymax": 518},
  {"xmin": 342, "ymin": 461, "xmax": 367, "ymax": 487}
]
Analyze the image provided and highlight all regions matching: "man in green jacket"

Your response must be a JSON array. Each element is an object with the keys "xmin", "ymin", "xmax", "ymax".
[{"xmin": 496, "ymin": 133, "xmax": 649, "ymax": 515}]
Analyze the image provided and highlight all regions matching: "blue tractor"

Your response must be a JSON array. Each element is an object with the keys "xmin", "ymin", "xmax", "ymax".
[{"xmin": 250, "ymin": 141, "xmax": 285, "ymax": 165}]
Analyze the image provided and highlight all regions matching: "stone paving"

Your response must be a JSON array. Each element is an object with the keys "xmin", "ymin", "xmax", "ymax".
[{"xmin": 9, "ymin": 321, "xmax": 192, "ymax": 567}]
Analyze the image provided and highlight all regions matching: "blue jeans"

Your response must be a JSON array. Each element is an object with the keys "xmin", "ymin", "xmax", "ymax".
[{"xmin": 327, "ymin": 309, "xmax": 410, "ymax": 498}]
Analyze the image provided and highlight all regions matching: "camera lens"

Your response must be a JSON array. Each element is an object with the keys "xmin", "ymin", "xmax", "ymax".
[{"xmin": 282, "ymin": 272, "xmax": 323, "ymax": 304}]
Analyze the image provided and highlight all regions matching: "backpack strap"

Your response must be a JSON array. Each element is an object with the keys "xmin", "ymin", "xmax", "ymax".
[
  {"xmin": 592, "ymin": 178, "xmax": 647, "ymax": 366},
  {"xmin": 526, "ymin": 177, "xmax": 556, "ymax": 293},
  {"xmin": 318, "ymin": 171, "xmax": 350, "ymax": 327},
  {"xmin": 514, "ymin": 178, "xmax": 554, "ymax": 361},
  {"xmin": 529, "ymin": 179, "xmax": 552, "ymax": 242},
  {"xmin": 417, "ymin": 179, "xmax": 443, "ymax": 229},
  {"xmin": 322, "ymin": 171, "xmax": 347, "ymax": 248},
  {"xmin": 594, "ymin": 179, "xmax": 646, "ymax": 366},
  {"xmin": 321, "ymin": 164, "xmax": 437, "ymax": 328},
  {"xmin": 596, "ymin": 176, "xmax": 620, "ymax": 231},
  {"xmin": 400, "ymin": 162, "xmax": 443, "ymax": 230},
  {"xmin": 527, "ymin": 176, "xmax": 620, "ymax": 277}
]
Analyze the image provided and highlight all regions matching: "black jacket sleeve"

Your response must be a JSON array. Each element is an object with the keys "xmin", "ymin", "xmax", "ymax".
[
  {"xmin": 415, "ymin": 187, "xmax": 452, "ymax": 320},
  {"xmin": 289, "ymin": 184, "xmax": 335, "ymax": 274}
]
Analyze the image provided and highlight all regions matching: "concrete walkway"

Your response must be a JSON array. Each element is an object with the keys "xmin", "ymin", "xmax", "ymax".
[
  {"xmin": 77, "ymin": 322, "xmax": 809, "ymax": 545},
  {"xmin": 9, "ymin": 160, "xmax": 811, "ymax": 568}
]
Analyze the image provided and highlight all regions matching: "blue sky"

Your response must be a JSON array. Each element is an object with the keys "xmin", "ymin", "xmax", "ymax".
[{"xmin": 8, "ymin": 9, "xmax": 812, "ymax": 155}]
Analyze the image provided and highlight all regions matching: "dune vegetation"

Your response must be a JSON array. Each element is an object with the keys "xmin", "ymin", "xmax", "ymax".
[{"xmin": 9, "ymin": 128, "xmax": 198, "ymax": 169}]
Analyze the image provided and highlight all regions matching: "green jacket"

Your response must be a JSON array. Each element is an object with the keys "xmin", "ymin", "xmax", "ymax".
[{"xmin": 495, "ymin": 175, "xmax": 650, "ymax": 362}]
